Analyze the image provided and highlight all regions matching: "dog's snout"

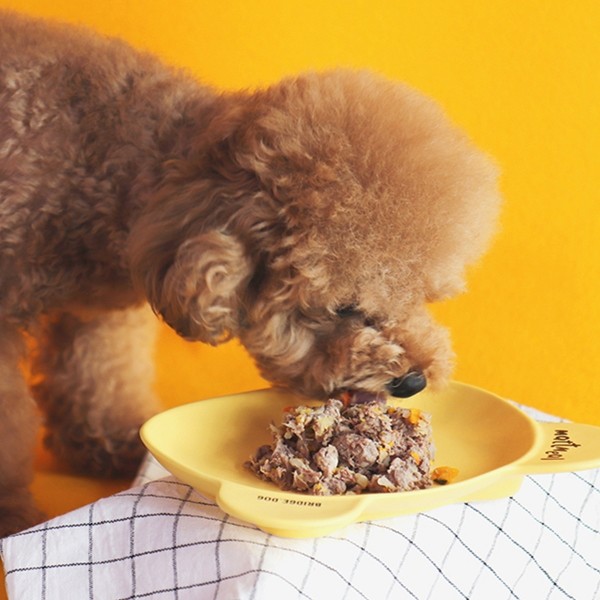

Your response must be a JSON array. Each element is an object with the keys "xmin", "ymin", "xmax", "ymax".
[{"xmin": 387, "ymin": 371, "xmax": 427, "ymax": 398}]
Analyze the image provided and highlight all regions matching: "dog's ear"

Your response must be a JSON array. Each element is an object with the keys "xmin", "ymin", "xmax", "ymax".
[{"xmin": 142, "ymin": 230, "xmax": 252, "ymax": 344}]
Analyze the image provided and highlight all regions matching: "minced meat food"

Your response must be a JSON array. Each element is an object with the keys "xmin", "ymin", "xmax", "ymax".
[{"xmin": 245, "ymin": 399, "xmax": 435, "ymax": 495}]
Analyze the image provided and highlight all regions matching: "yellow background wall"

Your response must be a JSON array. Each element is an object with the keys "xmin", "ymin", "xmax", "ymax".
[
  {"xmin": 0, "ymin": 0, "xmax": 599, "ymax": 551},
  {"xmin": 2, "ymin": 0, "xmax": 599, "ymax": 419}
]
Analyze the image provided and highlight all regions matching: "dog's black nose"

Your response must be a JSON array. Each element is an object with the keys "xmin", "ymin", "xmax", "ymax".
[{"xmin": 387, "ymin": 371, "xmax": 427, "ymax": 398}]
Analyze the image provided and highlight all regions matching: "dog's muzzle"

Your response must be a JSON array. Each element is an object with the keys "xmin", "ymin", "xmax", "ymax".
[{"xmin": 387, "ymin": 371, "xmax": 427, "ymax": 398}]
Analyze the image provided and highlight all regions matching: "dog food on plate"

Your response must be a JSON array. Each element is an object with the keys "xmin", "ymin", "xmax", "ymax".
[{"xmin": 245, "ymin": 398, "xmax": 436, "ymax": 495}]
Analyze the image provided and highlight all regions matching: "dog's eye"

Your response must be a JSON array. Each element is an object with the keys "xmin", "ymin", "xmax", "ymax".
[
  {"xmin": 335, "ymin": 304, "xmax": 361, "ymax": 318},
  {"xmin": 335, "ymin": 304, "xmax": 377, "ymax": 328}
]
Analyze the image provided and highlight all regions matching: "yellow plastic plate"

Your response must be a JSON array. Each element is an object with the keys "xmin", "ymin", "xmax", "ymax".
[{"xmin": 140, "ymin": 382, "xmax": 600, "ymax": 538}]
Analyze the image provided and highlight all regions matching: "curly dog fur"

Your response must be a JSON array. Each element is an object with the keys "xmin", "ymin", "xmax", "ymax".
[{"xmin": 0, "ymin": 11, "xmax": 501, "ymax": 535}]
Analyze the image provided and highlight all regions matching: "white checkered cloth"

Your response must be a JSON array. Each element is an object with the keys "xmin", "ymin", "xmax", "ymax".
[{"xmin": 1, "ymin": 404, "xmax": 599, "ymax": 600}]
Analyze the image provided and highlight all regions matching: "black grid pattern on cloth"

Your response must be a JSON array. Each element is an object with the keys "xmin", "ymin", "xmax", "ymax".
[{"xmin": 0, "ymin": 406, "xmax": 599, "ymax": 600}]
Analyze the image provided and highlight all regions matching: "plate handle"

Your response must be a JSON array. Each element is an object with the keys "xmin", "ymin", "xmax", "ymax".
[
  {"xmin": 216, "ymin": 481, "xmax": 367, "ymax": 538},
  {"xmin": 512, "ymin": 421, "xmax": 600, "ymax": 475}
]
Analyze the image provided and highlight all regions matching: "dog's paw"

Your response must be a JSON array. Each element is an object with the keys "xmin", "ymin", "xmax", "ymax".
[
  {"xmin": 0, "ymin": 490, "xmax": 47, "ymax": 538},
  {"xmin": 45, "ymin": 426, "xmax": 147, "ymax": 478}
]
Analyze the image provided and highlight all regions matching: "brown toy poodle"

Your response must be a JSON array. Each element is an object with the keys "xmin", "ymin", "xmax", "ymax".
[{"xmin": 0, "ymin": 11, "xmax": 501, "ymax": 535}]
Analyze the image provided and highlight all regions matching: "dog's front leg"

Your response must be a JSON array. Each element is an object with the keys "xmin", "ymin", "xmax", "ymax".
[
  {"xmin": 31, "ymin": 305, "xmax": 159, "ymax": 478},
  {"xmin": 0, "ymin": 322, "xmax": 46, "ymax": 537}
]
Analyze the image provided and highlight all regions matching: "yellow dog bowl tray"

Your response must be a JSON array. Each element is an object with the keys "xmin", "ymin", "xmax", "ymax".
[{"xmin": 140, "ymin": 382, "xmax": 600, "ymax": 538}]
